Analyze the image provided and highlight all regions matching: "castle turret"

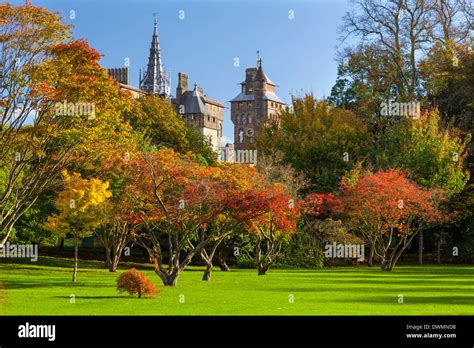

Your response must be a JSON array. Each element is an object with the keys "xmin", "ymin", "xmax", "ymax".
[
  {"xmin": 139, "ymin": 14, "xmax": 170, "ymax": 98},
  {"xmin": 171, "ymin": 73, "xmax": 224, "ymax": 153},
  {"xmin": 230, "ymin": 56, "xmax": 285, "ymax": 153}
]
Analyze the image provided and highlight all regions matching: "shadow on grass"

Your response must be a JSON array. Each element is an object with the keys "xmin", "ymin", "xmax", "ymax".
[
  {"xmin": 0, "ymin": 257, "xmax": 211, "ymax": 273},
  {"xmin": 0, "ymin": 257, "xmax": 157, "ymax": 271},
  {"xmin": 52, "ymin": 295, "xmax": 134, "ymax": 300},
  {"xmin": 1, "ymin": 280, "xmax": 111, "ymax": 290},
  {"xmin": 260, "ymin": 286, "xmax": 474, "ymax": 294},
  {"xmin": 334, "ymin": 295, "xmax": 474, "ymax": 306}
]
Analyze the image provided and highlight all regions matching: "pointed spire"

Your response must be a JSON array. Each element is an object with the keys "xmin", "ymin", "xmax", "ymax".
[{"xmin": 139, "ymin": 14, "xmax": 170, "ymax": 98}]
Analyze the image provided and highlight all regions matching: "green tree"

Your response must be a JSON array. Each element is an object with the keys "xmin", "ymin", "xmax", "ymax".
[
  {"xmin": 375, "ymin": 109, "xmax": 470, "ymax": 263},
  {"xmin": 257, "ymin": 95, "xmax": 370, "ymax": 193},
  {"xmin": 128, "ymin": 95, "xmax": 217, "ymax": 164}
]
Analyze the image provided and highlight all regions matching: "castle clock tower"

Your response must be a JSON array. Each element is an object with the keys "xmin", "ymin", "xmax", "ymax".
[{"xmin": 229, "ymin": 57, "xmax": 285, "ymax": 152}]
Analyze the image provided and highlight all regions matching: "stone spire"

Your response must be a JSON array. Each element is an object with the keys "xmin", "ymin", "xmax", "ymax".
[{"xmin": 139, "ymin": 14, "xmax": 170, "ymax": 98}]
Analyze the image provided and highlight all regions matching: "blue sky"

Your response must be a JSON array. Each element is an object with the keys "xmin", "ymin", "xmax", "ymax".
[{"xmin": 17, "ymin": 0, "xmax": 352, "ymax": 144}]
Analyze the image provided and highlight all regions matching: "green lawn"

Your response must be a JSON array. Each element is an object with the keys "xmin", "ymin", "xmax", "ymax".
[{"xmin": 0, "ymin": 257, "xmax": 473, "ymax": 315}]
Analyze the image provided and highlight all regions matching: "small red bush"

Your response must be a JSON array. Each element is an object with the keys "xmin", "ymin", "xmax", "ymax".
[{"xmin": 117, "ymin": 268, "xmax": 159, "ymax": 298}]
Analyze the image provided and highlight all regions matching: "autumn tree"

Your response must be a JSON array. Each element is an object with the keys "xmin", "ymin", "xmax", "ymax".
[
  {"xmin": 332, "ymin": 0, "xmax": 472, "ymax": 133},
  {"xmin": 44, "ymin": 170, "xmax": 111, "ymax": 282},
  {"xmin": 97, "ymin": 195, "xmax": 136, "ymax": 273},
  {"xmin": 0, "ymin": 2, "xmax": 70, "ymax": 247},
  {"xmin": 240, "ymin": 184, "xmax": 300, "ymax": 275},
  {"xmin": 375, "ymin": 109, "xmax": 470, "ymax": 263},
  {"xmin": 0, "ymin": 3, "xmax": 134, "ymax": 247},
  {"xmin": 333, "ymin": 170, "xmax": 445, "ymax": 271},
  {"xmin": 339, "ymin": 0, "xmax": 471, "ymax": 103},
  {"xmin": 198, "ymin": 163, "xmax": 266, "ymax": 281},
  {"xmin": 117, "ymin": 268, "xmax": 159, "ymax": 298},
  {"xmin": 419, "ymin": 42, "xmax": 474, "ymax": 131},
  {"xmin": 90, "ymin": 145, "xmax": 139, "ymax": 272},
  {"xmin": 127, "ymin": 149, "xmax": 250, "ymax": 286}
]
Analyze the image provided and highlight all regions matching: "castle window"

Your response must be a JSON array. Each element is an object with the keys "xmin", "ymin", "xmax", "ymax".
[
  {"xmin": 213, "ymin": 117, "xmax": 216, "ymax": 123},
  {"xmin": 208, "ymin": 115, "xmax": 210, "ymax": 122},
  {"xmin": 238, "ymin": 128, "xmax": 244, "ymax": 143}
]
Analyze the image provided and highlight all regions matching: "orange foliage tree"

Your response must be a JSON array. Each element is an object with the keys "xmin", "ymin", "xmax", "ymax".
[
  {"xmin": 0, "ymin": 3, "xmax": 134, "ymax": 247},
  {"xmin": 127, "ymin": 148, "xmax": 264, "ymax": 286},
  {"xmin": 306, "ymin": 170, "xmax": 446, "ymax": 271},
  {"xmin": 117, "ymin": 268, "xmax": 159, "ymax": 298},
  {"xmin": 246, "ymin": 186, "xmax": 300, "ymax": 275}
]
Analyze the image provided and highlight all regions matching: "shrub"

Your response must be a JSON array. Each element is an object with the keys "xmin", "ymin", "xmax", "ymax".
[
  {"xmin": 117, "ymin": 268, "xmax": 159, "ymax": 298},
  {"xmin": 278, "ymin": 225, "xmax": 324, "ymax": 269},
  {"xmin": 235, "ymin": 254, "xmax": 256, "ymax": 269}
]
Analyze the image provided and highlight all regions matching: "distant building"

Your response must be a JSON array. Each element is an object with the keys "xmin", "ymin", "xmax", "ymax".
[
  {"xmin": 107, "ymin": 15, "xmax": 230, "ymax": 156},
  {"xmin": 172, "ymin": 72, "xmax": 224, "ymax": 152},
  {"xmin": 229, "ymin": 58, "xmax": 285, "ymax": 154},
  {"xmin": 107, "ymin": 67, "xmax": 146, "ymax": 99},
  {"xmin": 139, "ymin": 14, "xmax": 171, "ymax": 98}
]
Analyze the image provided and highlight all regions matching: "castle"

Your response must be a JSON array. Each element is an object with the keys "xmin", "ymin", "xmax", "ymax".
[
  {"xmin": 171, "ymin": 72, "xmax": 224, "ymax": 152},
  {"xmin": 107, "ymin": 15, "xmax": 285, "ymax": 162}
]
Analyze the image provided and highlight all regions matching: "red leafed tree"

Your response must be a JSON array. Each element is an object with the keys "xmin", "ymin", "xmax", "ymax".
[
  {"xmin": 246, "ymin": 186, "xmax": 300, "ymax": 275},
  {"xmin": 336, "ymin": 170, "xmax": 446, "ymax": 271},
  {"xmin": 127, "ymin": 149, "xmax": 256, "ymax": 286},
  {"xmin": 199, "ymin": 163, "xmax": 271, "ymax": 281},
  {"xmin": 301, "ymin": 193, "xmax": 341, "ymax": 219}
]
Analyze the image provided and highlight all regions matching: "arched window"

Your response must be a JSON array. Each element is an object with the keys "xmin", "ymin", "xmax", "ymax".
[{"xmin": 238, "ymin": 128, "xmax": 244, "ymax": 143}]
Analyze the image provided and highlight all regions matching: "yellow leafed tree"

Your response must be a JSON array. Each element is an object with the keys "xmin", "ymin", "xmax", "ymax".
[{"xmin": 44, "ymin": 170, "xmax": 112, "ymax": 282}]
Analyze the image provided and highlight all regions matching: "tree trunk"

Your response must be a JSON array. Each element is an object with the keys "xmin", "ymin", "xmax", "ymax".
[
  {"xmin": 367, "ymin": 244, "xmax": 374, "ymax": 267},
  {"xmin": 107, "ymin": 247, "xmax": 121, "ymax": 272},
  {"xmin": 155, "ymin": 270, "xmax": 179, "ymax": 287},
  {"xmin": 217, "ymin": 260, "xmax": 230, "ymax": 272},
  {"xmin": 437, "ymin": 240, "xmax": 441, "ymax": 264},
  {"xmin": 418, "ymin": 231, "xmax": 423, "ymax": 265},
  {"xmin": 257, "ymin": 264, "xmax": 269, "ymax": 276},
  {"xmin": 216, "ymin": 249, "xmax": 230, "ymax": 271},
  {"xmin": 380, "ymin": 253, "xmax": 391, "ymax": 271},
  {"xmin": 109, "ymin": 252, "xmax": 120, "ymax": 272},
  {"xmin": 104, "ymin": 248, "xmax": 111, "ymax": 270},
  {"xmin": 202, "ymin": 265, "xmax": 212, "ymax": 281},
  {"xmin": 72, "ymin": 240, "xmax": 79, "ymax": 283}
]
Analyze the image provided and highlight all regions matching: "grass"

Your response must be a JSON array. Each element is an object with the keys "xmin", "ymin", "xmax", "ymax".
[{"xmin": 0, "ymin": 257, "xmax": 473, "ymax": 315}]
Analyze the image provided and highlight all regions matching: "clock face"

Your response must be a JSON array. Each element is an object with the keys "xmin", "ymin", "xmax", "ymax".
[{"xmin": 247, "ymin": 128, "xmax": 254, "ymax": 136}]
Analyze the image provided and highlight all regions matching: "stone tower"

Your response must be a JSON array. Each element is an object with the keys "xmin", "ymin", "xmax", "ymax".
[
  {"xmin": 172, "ymin": 72, "xmax": 224, "ymax": 153},
  {"xmin": 230, "ymin": 58, "xmax": 285, "ymax": 151},
  {"xmin": 139, "ymin": 14, "xmax": 170, "ymax": 98}
]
